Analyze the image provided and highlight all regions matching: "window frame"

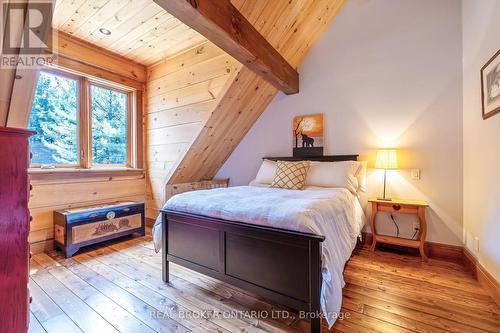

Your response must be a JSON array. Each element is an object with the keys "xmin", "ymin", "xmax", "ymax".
[
  {"xmin": 88, "ymin": 81, "xmax": 134, "ymax": 168},
  {"xmin": 29, "ymin": 68, "xmax": 82, "ymax": 169},
  {"xmin": 29, "ymin": 66, "xmax": 139, "ymax": 170}
]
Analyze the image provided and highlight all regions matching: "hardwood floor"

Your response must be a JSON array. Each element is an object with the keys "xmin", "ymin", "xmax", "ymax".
[{"xmin": 29, "ymin": 235, "xmax": 500, "ymax": 333}]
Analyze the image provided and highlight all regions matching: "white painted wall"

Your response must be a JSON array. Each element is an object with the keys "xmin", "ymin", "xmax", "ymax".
[
  {"xmin": 217, "ymin": 0, "xmax": 464, "ymax": 245},
  {"xmin": 462, "ymin": 0, "xmax": 500, "ymax": 280}
]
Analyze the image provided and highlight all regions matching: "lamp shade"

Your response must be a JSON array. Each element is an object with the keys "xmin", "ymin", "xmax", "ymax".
[{"xmin": 375, "ymin": 149, "xmax": 398, "ymax": 169}]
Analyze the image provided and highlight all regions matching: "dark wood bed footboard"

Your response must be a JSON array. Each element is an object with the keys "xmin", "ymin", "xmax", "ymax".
[{"xmin": 161, "ymin": 209, "xmax": 325, "ymax": 333}]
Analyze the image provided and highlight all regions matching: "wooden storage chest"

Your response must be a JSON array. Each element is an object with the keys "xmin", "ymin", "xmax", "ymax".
[{"xmin": 54, "ymin": 201, "xmax": 145, "ymax": 257}]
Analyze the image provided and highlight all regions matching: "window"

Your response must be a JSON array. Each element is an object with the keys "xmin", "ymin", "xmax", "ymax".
[
  {"xmin": 29, "ymin": 71, "xmax": 79, "ymax": 165},
  {"xmin": 90, "ymin": 84, "xmax": 128, "ymax": 165},
  {"xmin": 28, "ymin": 68, "xmax": 137, "ymax": 169}
]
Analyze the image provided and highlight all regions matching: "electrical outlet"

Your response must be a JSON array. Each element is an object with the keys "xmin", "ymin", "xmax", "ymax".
[
  {"xmin": 474, "ymin": 237, "xmax": 480, "ymax": 252},
  {"xmin": 413, "ymin": 221, "xmax": 420, "ymax": 231},
  {"xmin": 411, "ymin": 168, "xmax": 421, "ymax": 180}
]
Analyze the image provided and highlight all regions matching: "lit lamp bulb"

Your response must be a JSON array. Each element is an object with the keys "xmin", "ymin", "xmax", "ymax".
[{"xmin": 375, "ymin": 149, "xmax": 398, "ymax": 201}]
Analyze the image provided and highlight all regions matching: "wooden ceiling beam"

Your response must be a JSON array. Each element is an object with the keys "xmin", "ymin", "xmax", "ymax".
[{"xmin": 153, "ymin": 0, "xmax": 299, "ymax": 95}]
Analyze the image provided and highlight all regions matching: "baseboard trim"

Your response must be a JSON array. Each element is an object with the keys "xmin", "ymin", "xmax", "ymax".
[
  {"xmin": 30, "ymin": 239, "xmax": 54, "ymax": 255},
  {"xmin": 360, "ymin": 232, "xmax": 463, "ymax": 263},
  {"xmin": 361, "ymin": 232, "xmax": 499, "ymax": 306},
  {"xmin": 463, "ymin": 248, "xmax": 500, "ymax": 306},
  {"xmin": 146, "ymin": 217, "xmax": 155, "ymax": 228}
]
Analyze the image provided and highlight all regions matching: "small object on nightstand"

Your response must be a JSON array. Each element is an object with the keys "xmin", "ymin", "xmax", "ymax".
[
  {"xmin": 374, "ymin": 149, "xmax": 398, "ymax": 201},
  {"xmin": 368, "ymin": 197, "xmax": 429, "ymax": 261},
  {"xmin": 411, "ymin": 168, "xmax": 421, "ymax": 180}
]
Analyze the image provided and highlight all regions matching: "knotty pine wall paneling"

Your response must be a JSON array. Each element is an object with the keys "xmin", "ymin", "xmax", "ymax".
[
  {"xmin": 25, "ymin": 33, "xmax": 148, "ymax": 252},
  {"xmin": 28, "ymin": 172, "xmax": 146, "ymax": 253},
  {"xmin": 145, "ymin": 41, "xmax": 241, "ymax": 219}
]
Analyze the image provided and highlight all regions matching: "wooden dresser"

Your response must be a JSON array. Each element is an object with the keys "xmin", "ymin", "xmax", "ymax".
[{"xmin": 0, "ymin": 127, "xmax": 34, "ymax": 333}]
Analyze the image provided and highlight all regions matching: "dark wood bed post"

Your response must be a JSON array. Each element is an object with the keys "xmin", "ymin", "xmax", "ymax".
[
  {"xmin": 162, "ymin": 212, "xmax": 169, "ymax": 283},
  {"xmin": 310, "ymin": 240, "xmax": 322, "ymax": 333}
]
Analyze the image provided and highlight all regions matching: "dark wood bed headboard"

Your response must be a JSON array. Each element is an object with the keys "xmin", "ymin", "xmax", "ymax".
[{"xmin": 263, "ymin": 155, "xmax": 358, "ymax": 162}]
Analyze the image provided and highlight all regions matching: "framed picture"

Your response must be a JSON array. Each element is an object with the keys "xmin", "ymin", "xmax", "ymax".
[
  {"xmin": 292, "ymin": 113, "xmax": 324, "ymax": 157},
  {"xmin": 481, "ymin": 49, "xmax": 500, "ymax": 119}
]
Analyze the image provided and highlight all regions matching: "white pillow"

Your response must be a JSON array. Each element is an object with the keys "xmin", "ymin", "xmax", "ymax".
[
  {"xmin": 254, "ymin": 159, "xmax": 277, "ymax": 184},
  {"xmin": 249, "ymin": 180, "xmax": 271, "ymax": 187},
  {"xmin": 305, "ymin": 161, "xmax": 361, "ymax": 193},
  {"xmin": 356, "ymin": 161, "xmax": 367, "ymax": 193}
]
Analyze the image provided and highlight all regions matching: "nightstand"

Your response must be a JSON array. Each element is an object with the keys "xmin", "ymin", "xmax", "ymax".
[{"xmin": 368, "ymin": 198, "xmax": 429, "ymax": 260}]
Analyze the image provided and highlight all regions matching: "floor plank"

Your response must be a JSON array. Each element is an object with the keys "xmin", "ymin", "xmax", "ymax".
[
  {"xmin": 28, "ymin": 273, "xmax": 84, "ymax": 333},
  {"xmin": 33, "ymin": 253, "xmax": 157, "ymax": 333},
  {"xmin": 30, "ymin": 260, "xmax": 120, "ymax": 333},
  {"xmin": 90, "ymin": 243, "xmax": 305, "ymax": 331},
  {"xmin": 30, "ymin": 235, "xmax": 500, "ymax": 333},
  {"xmin": 28, "ymin": 312, "xmax": 47, "ymax": 333},
  {"xmin": 79, "ymin": 248, "xmax": 287, "ymax": 333}
]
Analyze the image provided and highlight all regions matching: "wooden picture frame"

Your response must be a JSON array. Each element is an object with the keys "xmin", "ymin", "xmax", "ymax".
[
  {"xmin": 481, "ymin": 49, "xmax": 500, "ymax": 119},
  {"xmin": 292, "ymin": 113, "xmax": 324, "ymax": 157}
]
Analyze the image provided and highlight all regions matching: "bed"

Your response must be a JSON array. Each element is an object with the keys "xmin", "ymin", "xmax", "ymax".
[{"xmin": 153, "ymin": 155, "xmax": 365, "ymax": 332}]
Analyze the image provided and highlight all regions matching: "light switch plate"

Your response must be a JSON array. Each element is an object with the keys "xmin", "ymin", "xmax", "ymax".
[{"xmin": 411, "ymin": 168, "xmax": 421, "ymax": 180}]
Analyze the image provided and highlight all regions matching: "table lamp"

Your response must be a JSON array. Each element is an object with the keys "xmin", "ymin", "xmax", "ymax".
[{"xmin": 375, "ymin": 149, "xmax": 398, "ymax": 201}]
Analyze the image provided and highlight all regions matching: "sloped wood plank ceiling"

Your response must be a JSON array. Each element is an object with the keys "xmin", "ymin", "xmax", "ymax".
[
  {"xmin": 53, "ymin": 0, "xmax": 206, "ymax": 66},
  {"xmin": 167, "ymin": 0, "xmax": 346, "ymax": 183},
  {"xmin": 144, "ymin": 0, "xmax": 345, "ymax": 218}
]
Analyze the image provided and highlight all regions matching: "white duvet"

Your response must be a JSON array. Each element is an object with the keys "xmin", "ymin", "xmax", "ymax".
[{"xmin": 152, "ymin": 185, "xmax": 365, "ymax": 328}]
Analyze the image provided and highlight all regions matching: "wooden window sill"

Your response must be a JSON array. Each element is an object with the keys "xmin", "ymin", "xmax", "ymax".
[{"xmin": 28, "ymin": 167, "xmax": 145, "ymax": 181}]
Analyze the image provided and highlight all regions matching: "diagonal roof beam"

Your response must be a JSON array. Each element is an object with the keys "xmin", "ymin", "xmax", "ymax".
[{"xmin": 153, "ymin": 0, "xmax": 299, "ymax": 94}]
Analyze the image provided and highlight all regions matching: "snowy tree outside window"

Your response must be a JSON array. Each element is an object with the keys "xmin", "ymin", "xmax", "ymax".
[
  {"xmin": 28, "ymin": 71, "xmax": 79, "ymax": 165},
  {"xmin": 28, "ymin": 70, "xmax": 131, "ymax": 168},
  {"xmin": 91, "ymin": 85, "xmax": 128, "ymax": 165}
]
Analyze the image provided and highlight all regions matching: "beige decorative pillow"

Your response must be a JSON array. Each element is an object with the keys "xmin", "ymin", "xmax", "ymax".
[{"xmin": 271, "ymin": 160, "xmax": 310, "ymax": 190}]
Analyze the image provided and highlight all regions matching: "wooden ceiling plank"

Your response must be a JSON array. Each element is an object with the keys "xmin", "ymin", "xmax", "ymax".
[
  {"xmin": 58, "ymin": 0, "xmax": 110, "ymax": 35},
  {"xmin": 147, "ymin": 41, "xmax": 225, "ymax": 81},
  {"xmin": 286, "ymin": 0, "xmax": 345, "ymax": 64},
  {"xmin": 139, "ymin": 30, "xmax": 207, "ymax": 65},
  {"xmin": 251, "ymin": 0, "xmax": 297, "ymax": 39},
  {"xmin": 95, "ymin": 3, "xmax": 168, "ymax": 48},
  {"xmin": 232, "ymin": 0, "xmax": 268, "ymax": 25},
  {"xmin": 73, "ymin": 0, "xmax": 135, "ymax": 40},
  {"xmin": 53, "ymin": 0, "xmax": 87, "ymax": 29},
  {"xmin": 84, "ymin": 1, "xmax": 157, "ymax": 45},
  {"xmin": 153, "ymin": 0, "xmax": 299, "ymax": 95},
  {"xmin": 116, "ymin": 17, "xmax": 184, "ymax": 56},
  {"xmin": 266, "ymin": 0, "xmax": 313, "ymax": 48}
]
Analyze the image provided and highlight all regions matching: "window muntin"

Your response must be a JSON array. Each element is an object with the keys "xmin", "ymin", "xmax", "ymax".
[
  {"xmin": 90, "ymin": 85, "xmax": 128, "ymax": 165},
  {"xmin": 28, "ymin": 71, "xmax": 79, "ymax": 165},
  {"xmin": 28, "ymin": 68, "xmax": 135, "ymax": 169}
]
